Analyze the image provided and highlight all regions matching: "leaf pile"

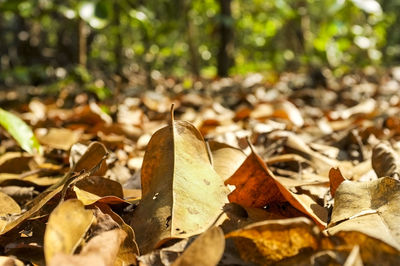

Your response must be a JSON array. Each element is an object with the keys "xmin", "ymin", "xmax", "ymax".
[{"xmin": 1, "ymin": 71, "xmax": 400, "ymax": 265}]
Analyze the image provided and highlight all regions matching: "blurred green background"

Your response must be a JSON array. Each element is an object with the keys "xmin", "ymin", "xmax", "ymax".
[{"xmin": 1, "ymin": 0, "xmax": 400, "ymax": 88}]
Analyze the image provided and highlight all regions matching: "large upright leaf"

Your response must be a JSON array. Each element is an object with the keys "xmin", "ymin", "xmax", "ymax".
[
  {"xmin": 327, "ymin": 177, "xmax": 400, "ymax": 250},
  {"xmin": 131, "ymin": 107, "xmax": 229, "ymax": 253},
  {"xmin": 0, "ymin": 108, "xmax": 41, "ymax": 154}
]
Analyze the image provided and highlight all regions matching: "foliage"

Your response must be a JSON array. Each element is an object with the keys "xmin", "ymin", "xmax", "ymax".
[
  {"xmin": 0, "ymin": 108, "xmax": 41, "ymax": 154},
  {"xmin": 0, "ymin": 0, "xmax": 399, "ymax": 84}
]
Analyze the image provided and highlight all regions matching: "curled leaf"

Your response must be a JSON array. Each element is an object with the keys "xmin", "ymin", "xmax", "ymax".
[{"xmin": 371, "ymin": 141, "xmax": 400, "ymax": 178}]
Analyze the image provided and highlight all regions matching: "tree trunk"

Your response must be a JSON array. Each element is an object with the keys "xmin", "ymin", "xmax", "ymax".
[
  {"xmin": 217, "ymin": 0, "xmax": 234, "ymax": 77},
  {"xmin": 184, "ymin": 0, "xmax": 200, "ymax": 77},
  {"xmin": 78, "ymin": 17, "xmax": 87, "ymax": 67},
  {"xmin": 114, "ymin": 2, "xmax": 124, "ymax": 78}
]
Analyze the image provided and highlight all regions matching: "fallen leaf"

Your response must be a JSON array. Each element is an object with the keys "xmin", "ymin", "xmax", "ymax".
[
  {"xmin": 95, "ymin": 203, "xmax": 139, "ymax": 265},
  {"xmin": 208, "ymin": 141, "xmax": 246, "ymax": 181},
  {"xmin": 225, "ymin": 217, "xmax": 319, "ymax": 265},
  {"xmin": 49, "ymin": 229, "xmax": 126, "ymax": 266},
  {"xmin": 334, "ymin": 231, "xmax": 400, "ymax": 265},
  {"xmin": 37, "ymin": 128, "xmax": 82, "ymax": 151},
  {"xmin": 284, "ymin": 133, "xmax": 338, "ymax": 175},
  {"xmin": 326, "ymin": 177, "xmax": 400, "ymax": 250},
  {"xmin": 225, "ymin": 143, "xmax": 327, "ymax": 228},
  {"xmin": 73, "ymin": 176, "xmax": 123, "ymax": 205},
  {"xmin": 71, "ymin": 142, "xmax": 108, "ymax": 175},
  {"xmin": 0, "ymin": 191, "xmax": 21, "ymax": 215},
  {"xmin": 273, "ymin": 100, "xmax": 304, "ymax": 127},
  {"xmin": 371, "ymin": 141, "xmax": 400, "ymax": 178},
  {"xmin": 172, "ymin": 226, "xmax": 225, "ymax": 266},
  {"xmin": 131, "ymin": 107, "xmax": 229, "ymax": 253},
  {"xmin": 44, "ymin": 199, "xmax": 94, "ymax": 264},
  {"xmin": 329, "ymin": 99, "xmax": 376, "ymax": 120},
  {"xmin": 0, "ymin": 152, "xmax": 33, "ymax": 174},
  {"xmin": 137, "ymin": 239, "xmax": 189, "ymax": 266},
  {"xmin": 0, "ymin": 108, "xmax": 42, "ymax": 154},
  {"xmin": 329, "ymin": 167, "xmax": 346, "ymax": 197},
  {"xmin": 0, "ymin": 191, "xmax": 21, "ymax": 231},
  {"xmin": 0, "ymin": 142, "xmax": 107, "ymax": 235},
  {"xmin": 225, "ymin": 145, "xmax": 285, "ymax": 207}
]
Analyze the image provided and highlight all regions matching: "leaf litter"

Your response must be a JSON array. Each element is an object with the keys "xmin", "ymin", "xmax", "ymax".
[{"xmin": 1, "ymin": 71, "xmax": 400, "ymax": 265}]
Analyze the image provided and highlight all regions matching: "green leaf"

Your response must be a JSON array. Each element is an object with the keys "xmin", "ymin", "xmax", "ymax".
[
  {"xmin": 79, "ymin": 1, "xmax": 113, "ymax": 29},
  {"xmin": 0, "ymin": 108, "xmax": 41, "ymax": 155}
]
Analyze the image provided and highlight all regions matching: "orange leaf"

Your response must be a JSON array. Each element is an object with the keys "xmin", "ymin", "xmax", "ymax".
[
  {"xmin": 225, "ymin": 142, "xmax": 327, "ymax": 228},
  {"xmin": 329, "ymin": 167, "xmax": 346, "ymax": 197}
]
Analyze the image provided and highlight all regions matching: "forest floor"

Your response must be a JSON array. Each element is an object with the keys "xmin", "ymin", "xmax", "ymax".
[{"xmin": 1, "ymin": 68, "xmax": 400, "ymax": 265}]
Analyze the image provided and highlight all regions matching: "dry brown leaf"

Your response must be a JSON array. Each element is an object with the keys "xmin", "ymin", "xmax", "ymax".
[
  {"xmin": 0, "ymin": 142, "xmax": 107, "ymax": 235},
  {"xmin": 44, "ymin": 199, "xmax": 94, "ymax": 264},
  {"xmin": 331, "ymin": 231, "xmax": 400, "ymax": 265},
  {"xmin": 273, "ymin": 100, "xmax": 304, "ymax": 127},
  {"xmin": 326, "ymin": 177, "xmax": 400, "ymax": 250},
  {"xmin": 131, "ymin": 107, "xmax": 228, "ymax": 253},
  {"xmin": 73, "ymin": 176, "xmax": 123, "ymax": 205},
  {"xmin": 371, "ymin": 141, "xmax": 400, "ymax": 178},
  {"xmin": 0, "ymin": 191, "xmax": 21, "ymax": 231},
  {"xmin": 329, "ymin": 99, "xmax": 376, "ymax": 120},
  {"xmin": 225, "ymin": 146, "xmax": 285, "ymax": 207},
  {"xmin": 329, "ymin": 167, "xmax": 346, "ymax": 197},
  {"xmin": 49, "ymin": 229, "xmax": 126, "ymax": 266},
  {"xmin": 225, "ymin": 217, "xmax": 319, "ymax": 265},
  {"xmin": 72, "ymin": 142, "xmax": 108, "ymax": 176},
  {"xmin": 284, "ymin": 133, "xmax": 338, "ymax": 175},
  {"xmin": 0, "ymin": 152, "xmax": 33, "ymax": 174},
  {"xmin": 95, "ymin": 203, "xmax": 139, "ymax": 264},
  {"xmin": 137, "ymin": 239, "xmax": 189, "ymax": 265},
  {"xmin": 0, "ymin": 191, "xmax": 21, "ymax": 215},
  {"xmin": 172, "ymin": 226, "xmax": 225, "ymax": 266},
  {"xmin": 225, "ymin": 144, "xmax": 327, "ymax": 228},
  {"xmin": 37, "ymin": 128, "xmax": 82, "ymax": 150},
  {"xmin": 208, "ymin": 141, "xmax": 246, "ymax": 181}
]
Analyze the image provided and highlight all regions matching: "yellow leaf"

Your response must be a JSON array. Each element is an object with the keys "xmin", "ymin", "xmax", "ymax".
[
  {"xmin": 172, "ymin": 227, "xmax": 225, "ymax": 266},
  {"xmin": 226, "ymin": 217, "xmax": 319, "ymax": 265},
  {"xmin": 44, "ymin": 199, "xmax": 94, "ymax": 264},
  {"xmin": 37, "ymin": 128, "xmax": 82, "ymax": 151},
  {"xmin": 0, "ymin": 191, "xmax": 21, "ymax": 215}
]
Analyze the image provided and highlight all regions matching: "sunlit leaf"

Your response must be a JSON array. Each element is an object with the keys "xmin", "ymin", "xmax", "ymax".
[
  {"xmin": 131, "ymin": 106, "xmax": 229, "ymax": 253},
  {"xmin": 0, "ymin": 108, "xmax": 41, "ymax": 154},
  {"xmin": 44, "ymin": 199, "xmax": 94, "ymax": 264},
  {"xmin": 327, "ymin": 177, "xmax": 400, "ymax": 250}
]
